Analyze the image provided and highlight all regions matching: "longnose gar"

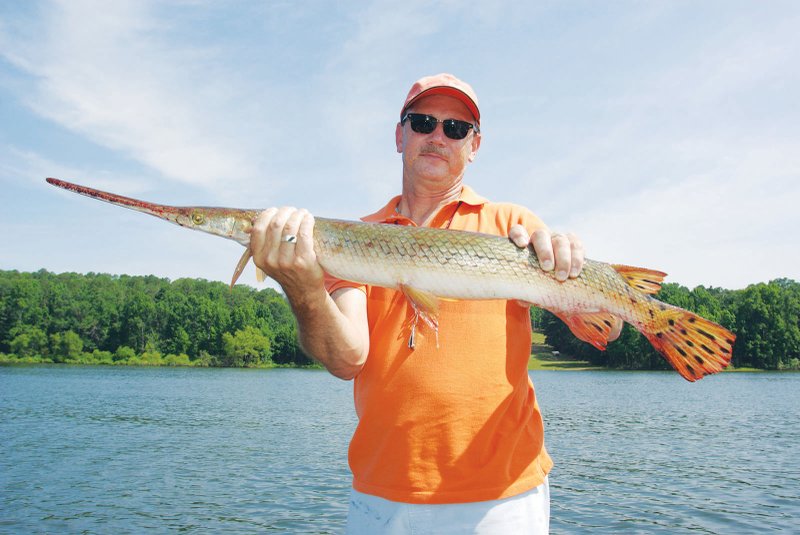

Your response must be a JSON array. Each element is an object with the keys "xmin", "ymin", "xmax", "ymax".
[{"xmin": 46, "ymin": 177, "xmax": 735, "ymax": 381}]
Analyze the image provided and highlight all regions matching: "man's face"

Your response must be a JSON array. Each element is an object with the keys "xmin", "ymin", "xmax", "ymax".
[{"xmin": 395, "ymin": 94, "xmax": 481, "ymax": 186}]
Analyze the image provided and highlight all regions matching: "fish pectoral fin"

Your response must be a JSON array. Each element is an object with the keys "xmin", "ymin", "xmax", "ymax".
[
  {"xmin": 611, "ymin": 265, "xmax": 667, "ymax": 295},
  {"xmin": 231, "ymin": 247, "xmax": 253, "ymax": 289},
  {"xmin": 554, "ymin": 311, "xmax": 622, "ymax": 351},
  {"xmin": 399, "ymin": 284, "xmax": 440, "ymax": 331},
  {"xmin": 255, "ymin": 267, "xmax": 267, "ymax": 283}
]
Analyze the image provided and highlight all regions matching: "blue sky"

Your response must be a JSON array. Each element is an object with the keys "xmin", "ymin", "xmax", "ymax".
[{"xmin": 1, "ymin": 0, "xmax": 798, "ymax": 290}]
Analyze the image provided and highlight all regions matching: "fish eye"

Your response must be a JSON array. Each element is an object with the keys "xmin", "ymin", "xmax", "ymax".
[{"xmin": 191, "ymin": 212, "xmax": 205, "ymax": 225}]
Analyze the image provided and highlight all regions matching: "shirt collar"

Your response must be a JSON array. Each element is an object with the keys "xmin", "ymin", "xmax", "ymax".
[{"xmin": 362, "ymin": 185, "xmax": 488, "ymax": 224}]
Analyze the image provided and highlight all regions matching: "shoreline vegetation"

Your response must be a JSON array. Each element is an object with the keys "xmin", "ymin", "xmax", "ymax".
[
  {"xmin": 0, "ymin": 343, "xmax": 773, "ymax": 374},
  {"xmin": 0, "ymin": 330, "xmax": 782, "ymax": 375},
  {"xmin": 528, "ymin": 331, "xmax": 771, "ymax": 373},
  {"xmin": 2, "ymin": 270, "xmax": 799, "ymax": 372}
]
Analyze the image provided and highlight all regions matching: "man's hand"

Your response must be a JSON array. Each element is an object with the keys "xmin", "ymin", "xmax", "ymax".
[
  {"xmin": 509, "ymin": 225, "xmax": 623, "ymax": 342},
  {"xmin": 250, "ymin": 208, "xmax": 370, "ymax": 378},
  {"xmin": 509, "ymin": 226, "xmax": 584, "ymax": 282},
  {"xmin": 250, "ymin": 207, "xmax": 326, "ymax": 308}
]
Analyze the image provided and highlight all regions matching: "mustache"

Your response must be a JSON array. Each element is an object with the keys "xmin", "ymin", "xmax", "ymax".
[{"xmin": 420, "ymin": 145, "xmax": 448, "ymax": 157}]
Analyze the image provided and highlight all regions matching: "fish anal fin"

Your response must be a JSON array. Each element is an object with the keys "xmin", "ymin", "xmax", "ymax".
[
  {"xmin": 399, "ymin": 284, "xmax": 440, "ymax": 331},
  {"xmin": 554, "ymin": 311, "xmax": 621, "ymax": 351},
  {"xmin": 642, "ymin": 306, "xmax": 735, "ymax": 382},
  {"xmin": 611, "ymin": 264, "xmax": 668, "ymax": 295}
]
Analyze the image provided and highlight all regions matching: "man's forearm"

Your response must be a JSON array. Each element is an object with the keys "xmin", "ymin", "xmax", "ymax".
[{"xmin": 290, "ymin": 287, "xmax": 368, "ymax": 380}]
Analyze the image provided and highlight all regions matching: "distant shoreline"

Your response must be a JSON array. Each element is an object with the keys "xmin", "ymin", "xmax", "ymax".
[
  {"xmin": 527, "ymin": 354, "xmax": 768, "ymax": 373},
  {"xmin": 527, "ymin": 335, "xmax": 769, "ymax": 374},
  {"xmin": 0, "ymin": 353, "xmax": 773, "ymax": 375}
]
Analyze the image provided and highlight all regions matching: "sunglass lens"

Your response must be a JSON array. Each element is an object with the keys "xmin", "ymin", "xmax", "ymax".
[
  {"xmin": 443, "ymin": 120, "xmax": 470, "ymax": 140},
  {"xmin": 409, "ymin": 114, "xmax": 436, "ymax": 134}
]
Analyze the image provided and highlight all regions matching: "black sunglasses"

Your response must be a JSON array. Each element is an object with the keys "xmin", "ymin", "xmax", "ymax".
[{"xmin": 401, "ymin": 112, "xmax": 479, "ymax": 140}]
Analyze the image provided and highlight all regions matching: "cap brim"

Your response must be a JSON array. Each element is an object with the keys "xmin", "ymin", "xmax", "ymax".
[{"xmin": 404, "ymin": 86, "xmax": 480, "ymax": 123}]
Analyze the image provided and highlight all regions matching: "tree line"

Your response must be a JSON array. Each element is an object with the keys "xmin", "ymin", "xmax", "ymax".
[
  {"xmin": 0, "ymin": 270, "xmax": 311, "ymax": 367},
  {"xmin": 533, "ymin": 278, "xmax": 800, "ymax": 371},
  {"xmin": 1, "ymin": 270, "xmax": 798, "ymax": 371}
]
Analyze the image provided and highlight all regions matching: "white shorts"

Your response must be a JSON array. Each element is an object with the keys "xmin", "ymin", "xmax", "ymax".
[{"xmin": 345, "ymin": 477, "xmax": 550, "ymax": 535}]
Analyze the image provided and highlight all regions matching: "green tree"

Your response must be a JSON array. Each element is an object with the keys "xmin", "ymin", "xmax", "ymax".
[
  {"xmin": 9, "ymin": 325, "xmax": 48, "ymax": 358},
  {"xmin": 50, "ymin": 330, "xmax": 85, "ymax": 362},
  {"xmin": 221, "ymin": 326, "xmax": 272, "ymax": 367},
  {"xmin": 733, "ymin": 280, "xmax": 800, "ymax": 369},
  {"xmin": 114, "ymin": 345, "xmax": 137, "ymax": 363}
]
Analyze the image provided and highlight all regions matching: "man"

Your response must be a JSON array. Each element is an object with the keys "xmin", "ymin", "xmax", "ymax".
[{"xmin": 250, "ymin": 74, "xmax": 595, "ymax": 533}]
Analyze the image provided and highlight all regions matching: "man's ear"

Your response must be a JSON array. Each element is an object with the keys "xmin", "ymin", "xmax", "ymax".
[
  {"xmin": 395, "ymin": 122, "xmax": 404, "ymax": 153},
  {"xmin": 467, "ymin": 132, "xmax": 481, "ymax": 162}
]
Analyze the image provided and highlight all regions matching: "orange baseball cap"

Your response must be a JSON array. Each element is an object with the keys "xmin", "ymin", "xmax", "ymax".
[{"xmin": 400, "ymin": 73, "xmax": 480, "ymax": 124}]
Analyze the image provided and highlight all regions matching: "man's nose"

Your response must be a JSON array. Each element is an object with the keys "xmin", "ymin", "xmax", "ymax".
[{"xmin": 427, "ymin": 122, "xmax": 447, "ymax": 144}]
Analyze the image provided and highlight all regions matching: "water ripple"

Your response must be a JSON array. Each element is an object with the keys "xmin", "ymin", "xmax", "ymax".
[{"xmin": 1, "ymin": 367, "xmax": 798, "ymax": 533}]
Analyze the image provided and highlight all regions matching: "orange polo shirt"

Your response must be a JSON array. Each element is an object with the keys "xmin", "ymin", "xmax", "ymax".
[{"xmin": 325, "ymin": 186, "xmax": 553, "ymax": 504}]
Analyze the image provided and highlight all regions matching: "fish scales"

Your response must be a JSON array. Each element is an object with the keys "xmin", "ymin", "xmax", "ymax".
[{"xmin": 46, "ymin": 177, "xmax": 736, "ymax": 381}]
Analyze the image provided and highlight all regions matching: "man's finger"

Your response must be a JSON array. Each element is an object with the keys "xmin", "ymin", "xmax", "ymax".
[
  {"xmin": 531, "ymin": 229, "xmax": 554, "ymax": 271},
  {"xmin": 277, "ymin": 208, "xmax": 306, "ymax": 265},
  {"xmin": 567, "ymin": 232, "xmax": 584, "ymax": 278},
  {"xmin": 265, "ymin": 207, "xmax": 295, "ymax": 265},
  {"xmin": 551, "ymin": 233, "xmax": 571, "ymax": 282},
  {"xmin": 251, "ymin": 208, "xmax": 278, "ymax": 258},
  {"xmin": 508, "ymin": 224, "xmax": 530, "ymax": 248},
  {"xmin": 296, "ymin": 211, "xmax": 316, "ymax": 258}
]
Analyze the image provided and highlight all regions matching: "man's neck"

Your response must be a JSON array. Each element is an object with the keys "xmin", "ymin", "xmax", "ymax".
[{"xmin": 398, "ymin": 177, "xmax": 463, "ymax": 227}]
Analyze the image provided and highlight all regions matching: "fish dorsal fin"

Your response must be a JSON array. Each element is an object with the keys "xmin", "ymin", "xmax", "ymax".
[
  {"xmin": 553, "ymin": 311, "xmax": 622, "ymax": 351},
  {"xmin": 611, "ymin": 265, "xmax": 667, "ymax": 295}
]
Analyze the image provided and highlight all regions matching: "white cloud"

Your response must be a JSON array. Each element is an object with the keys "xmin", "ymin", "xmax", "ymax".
[
  {"xmin": 494, "ymin": 9, "xmax": 800, "ymax": 288},
  {"xmin": 564, "ymin": 135, "xmax": 800, "ymax": 289},
  {"xmin": 1, "ymin": 0, "xmax": 797, "ymax": 290},
  {"xmin": 1, "ymin": 0, "xmax": 271, "ymax": 194},
  {"xmin": 0, "ymin": 145, "xmax": 155, "ymax": 196}
]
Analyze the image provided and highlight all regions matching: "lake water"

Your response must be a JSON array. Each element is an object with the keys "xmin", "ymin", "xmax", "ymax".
[{"xmin": 1, "ymin": 366, "xmax": 798, "ymax": 534}]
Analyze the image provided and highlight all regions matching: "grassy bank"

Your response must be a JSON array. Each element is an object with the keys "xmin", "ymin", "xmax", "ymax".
[
  {"xmin": 528, "ymin": 331, "xmax": 605, "ymax": 371},
  {"xmin": 527, "ymin": 332, "xmax": 781, "ymax": 374}
]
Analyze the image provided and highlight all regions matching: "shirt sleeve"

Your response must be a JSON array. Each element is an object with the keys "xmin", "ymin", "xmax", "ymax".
[
  {"xmin": 324, "ymin": 272, "xmax": 367, "ymax": 296},
  {"xmin": 492, "ymin": 203, "xmax": 549, "ymax": 236},
  {"xmin": 517, "ymin": 207, "xmax": 549, "ymax": 236}
]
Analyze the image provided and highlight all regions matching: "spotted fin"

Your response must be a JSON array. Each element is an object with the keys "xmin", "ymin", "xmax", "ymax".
[
  {"xmin": 611, "ymin": 265, "xmax": 667, "ymax": 295},
  {"xmin": 642, "ymin": 305, "xmax": 735, "ymax": 381},
  {"xmin": 554, "ymin": 311, "xmax": 621, "ymax": 351}
]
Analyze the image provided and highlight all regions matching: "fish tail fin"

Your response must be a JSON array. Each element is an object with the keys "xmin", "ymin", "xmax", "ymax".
[{"xmin": 641, "ymin": 303, "xmax": 735, "ymax": 381}]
